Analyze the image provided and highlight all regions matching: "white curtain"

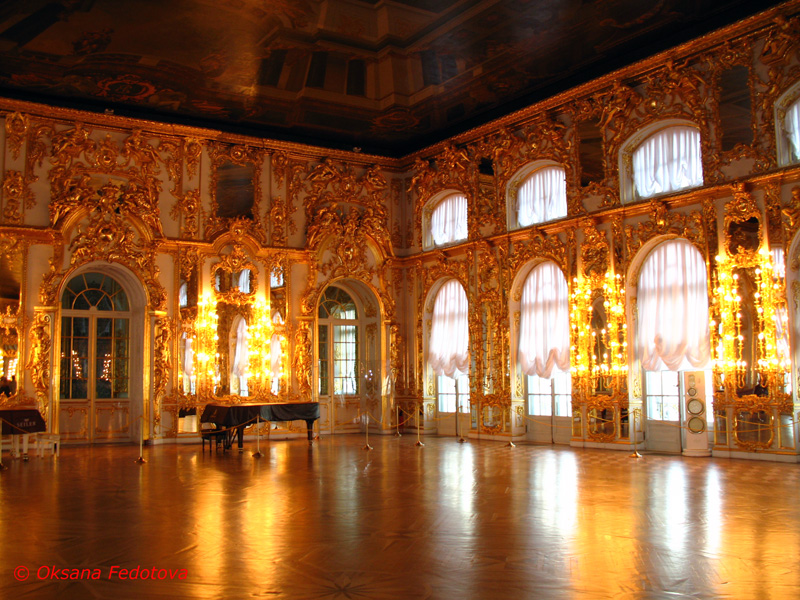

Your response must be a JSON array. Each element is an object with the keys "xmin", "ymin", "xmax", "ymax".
[
  {"xmin": 179, "ymin": 282, "xmax": 188, "ymax": 308},
  {"xmin": 785, "ymin": 99, "xmax": 800, "ymax": 161},
  {"xmin": 633, "ymin": 126, "xmax": 703, "ymax": 199},
  {"xmin": 428, "ymin": 279, "xmax": 470, "ymax": 378},
  {"xmin": 182, "ymin": 334, "xmax": 194, "ymax": 377},
  {"xmin": 637, "ymin": 239, "xmax": 711, "ymax": 371},
  {"xmin": 517, "ymin": 166, "xmax": 567, "ymax": 227},
  {"xmin": 430, "ymin": 193, "xmax": 468, "ymax": 246},
  {"xmin": 237, "ymin": 269, "xmax": 251, "ymax": 293},
  {"xmin": 231, "ymin": 319, "xmax": 249, "ymax": 378},
  {"xmin": 518, "ymin": 261, "xmax": 570, "ymax": 378}
]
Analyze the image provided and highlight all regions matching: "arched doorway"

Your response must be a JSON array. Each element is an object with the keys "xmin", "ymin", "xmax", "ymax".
[
  {"xmin": 316, "ymin": 281, "xmax": 381, "ymax": 434},
  {"xmin": 58, "ymin": 270, "xmax": 145, "ymax": 443}
]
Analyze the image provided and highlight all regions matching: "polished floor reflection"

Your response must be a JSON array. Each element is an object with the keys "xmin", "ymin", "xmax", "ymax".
[{"xmin": 2, "ymin": 436, "xmax": 799, "ymax": 599}]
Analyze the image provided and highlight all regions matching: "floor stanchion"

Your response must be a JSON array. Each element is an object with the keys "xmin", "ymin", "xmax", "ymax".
[
  {"xmin": 134, "ymin": 415, "xmax": 146, "ymax": 464},
  {"xmin": 253, "ymin": 414, "xmax": 263, "ymax": 458},
  {"xmin": 363, "ymin": 413, "xmax": 373, "ymax": 451},
  {"xmin": 629, "ymin": 408, "xmax": 642, "ymax": 458},
  {"xmin": 415, "ymin": 406, "xmax": 424, "ymax": 447}
]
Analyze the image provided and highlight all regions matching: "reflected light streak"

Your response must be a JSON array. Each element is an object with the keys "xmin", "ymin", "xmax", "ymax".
[{"xmin": 703, "ymin": 466, "xmax": 722, "ymax": 556}]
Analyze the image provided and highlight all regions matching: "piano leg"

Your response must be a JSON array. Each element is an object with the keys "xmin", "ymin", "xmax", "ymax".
[
  {"xmin": 236, "ymin": 425, "xmax": 245, "ymax": 451},
  {"xmin": 305, "ymin": 420, "xmax": 315, "ymax": 444}
]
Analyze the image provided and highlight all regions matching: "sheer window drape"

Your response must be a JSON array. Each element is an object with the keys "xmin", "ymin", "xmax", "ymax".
[
  {"xmin": 517, "ymin": 166, "xmax": 567, "ymax": 227},
  {"xmin": 632, "ymin": 126, "xmax": 703, "ymax": 199},
  {"xmin": 231, "ymin": 319, "xmax": 249, "ymax": 377},
  {"xmin": 637, "ymin": 240, "xmax": 711, "ymax": 371},
  {"xmin": 430, "ymin": 194, "xmax": 468, "ymax": 246},
  {"xmin": 428, "ymin": 279, "xmax": 470, "ymax": 378},
  {"xmin": 238, "ymin": 269, "xmax": 251, "ymax": 293},
  {"xmin": 518, "ymin": 261, "xmax": 570, "ymax": 378},
  {"xmin": 785, "ymin": 99, "xmax": 800, "ymax": 162}
]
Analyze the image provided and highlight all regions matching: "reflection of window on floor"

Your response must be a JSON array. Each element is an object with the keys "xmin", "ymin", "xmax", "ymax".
[
  {"xmin": 526, "ymin": 371, "xmax": 571, "ymax": 416},
  {"xmin": 438, "ymin": 374, "xmax": 469, "ymax": 413}
]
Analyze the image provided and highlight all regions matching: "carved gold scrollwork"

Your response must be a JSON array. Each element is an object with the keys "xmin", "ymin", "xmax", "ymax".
[
  {"xmin": 153, "ymin": 317, "xmax": 172, "ymax": 434},
  {"xmin": 26, "ymin": 311, "xmax": 51, "ymax": 420},
  {"xmin": 5, "ymin": 112, "xmax": 27, "ymax": 160}
]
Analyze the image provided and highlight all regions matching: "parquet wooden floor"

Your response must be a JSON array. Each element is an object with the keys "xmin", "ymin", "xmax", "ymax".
[{"xmin": 1, "ymin": 435, "xmax": 799, "ymax": 599}]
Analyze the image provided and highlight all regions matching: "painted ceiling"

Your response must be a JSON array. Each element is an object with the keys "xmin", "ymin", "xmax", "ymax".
[{"xmin": 0, "ymin": 1, "xmax": 788, "ymax": 156}]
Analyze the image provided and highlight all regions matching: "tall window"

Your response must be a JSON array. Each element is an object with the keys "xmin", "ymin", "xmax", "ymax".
[
  {"xmin": 428, "ymin": 279, "xmax": 470, "ymax": 412},
  {"xmin": 516, "ymin": 165, "xmax": 567, "ymax": 227},
  {"xmin": 631, "ymin": 126, "xmax": 703, "ymax": 200},
  {"xmin": 60, "ymin": 273, "xmax": 130, "ymax": 401},
  {"xmin": 517, "ymin": 261, "xmax": 571, "ymax": 416},
  {"xmin": 637, "ymin": 240, "xmax": 711, "ymax": 421},
  {"xmin": 318, "ymin": 286, "xmax": 359, "ymax": 397},
  {"xmin": 430, "ymin": 193, "xmax": 468, "ymax": 247}
]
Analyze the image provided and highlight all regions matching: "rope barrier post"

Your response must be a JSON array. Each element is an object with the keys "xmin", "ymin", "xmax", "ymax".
[
  {"xmin": 505, "ymin": 407, "xmax": 515, "ymax": 448},
  {"xmin": 252, "ymin": 414, "xmax": 263, "ymax": 458},
  {"xmin": 363, "ymin": 412, "xmax": 372, "ymax": 451},
  {"xmin": 134, "ymin": 414, "xmax": 146, "ymax": 464},
  {"xmin": 415, "ymin": 404, "xmax": 424, "ymax": 447},
  {"xmin": 629, "ymin": 408, "xmax": 642, "ymax": 458},
  {"xmin": 456, "ymin": 379, "xmax": 465, "ymax": 443},
  {"xmin": 394, "ymin": 404, "xmax": 401, "ymax": 437}
]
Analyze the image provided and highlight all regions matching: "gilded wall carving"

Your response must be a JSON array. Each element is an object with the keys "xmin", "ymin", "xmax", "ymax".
[{"xmin": 26, "ymin": 311, "xmax": 51, "ymax": 420}]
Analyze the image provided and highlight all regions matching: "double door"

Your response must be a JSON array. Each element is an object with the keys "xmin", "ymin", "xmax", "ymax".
[{"xmin": 59, "ymin": 313, "xmax": 131, "ymax": 442}]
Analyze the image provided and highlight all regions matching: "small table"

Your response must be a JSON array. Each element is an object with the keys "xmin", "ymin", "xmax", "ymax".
[{"xmin": 0, "ymin": 407, "xmax": 46, "ymax": 461}]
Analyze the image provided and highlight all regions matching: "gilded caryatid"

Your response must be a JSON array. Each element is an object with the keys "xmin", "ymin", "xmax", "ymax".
[{"xmin": 294, "ymin": 323, "xmax": 313, "ymax": 400}]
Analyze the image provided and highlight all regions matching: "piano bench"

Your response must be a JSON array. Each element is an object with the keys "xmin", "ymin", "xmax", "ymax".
[{"xmin": 201, "ymin": 428, "xmax": 226, "ymax": 452}]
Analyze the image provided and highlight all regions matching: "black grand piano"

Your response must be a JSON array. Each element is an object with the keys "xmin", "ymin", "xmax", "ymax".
[{"xmin": 200, "ymin": 402, "xmax": 320, "ymax": 450}]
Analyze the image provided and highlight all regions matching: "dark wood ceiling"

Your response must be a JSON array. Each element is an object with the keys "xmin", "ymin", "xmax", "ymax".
[{"xmin": 0, "ymin": 0, "xmax": 788, "ymax": 156}]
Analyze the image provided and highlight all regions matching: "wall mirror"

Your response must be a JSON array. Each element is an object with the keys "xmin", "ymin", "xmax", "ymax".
[
  {"xmin": 0, "ymin": 248, "xmax": 22, "ymax": 401},
  {"xmin": 715, "ymin": 194, "xmax": 792, "ymax": 451}
]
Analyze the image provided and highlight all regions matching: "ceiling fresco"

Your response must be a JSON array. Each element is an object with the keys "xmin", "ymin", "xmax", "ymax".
[{"xmin": 0, "ymin": 0, "xmax": 788, "ymax": 156}]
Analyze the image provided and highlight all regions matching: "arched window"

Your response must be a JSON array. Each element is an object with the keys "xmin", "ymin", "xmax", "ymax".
[
  {"xmin": 628, "ymin": 125, "xmax": 703, "ymax": 202},
  {"xmin": 637, "ymin": 240, "xmax": 711, "ymax": 422},
  {"xmin": 318, "ymin": 286, "xmax": 359, "ymax": 396},
  {"xmin": 428, "ymin": 279, "xmax": 469, "ymax": 412},
  {"xmin": 517, "ymin": 262, "xmax": 571, "ymax": 416},
  {"xmin": 515, "ymin": 165, "xmax": 567, "ymax": 227},
  {"xmin": 429, "ymin": 193, "xmax": 468, "ymax": 247},
  {"xmin": 60, "ymin": 273, "xmax": 131, "ymax": 407}
]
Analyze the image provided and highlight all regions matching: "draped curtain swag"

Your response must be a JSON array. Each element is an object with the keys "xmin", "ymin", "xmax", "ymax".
[
  {"xmin": 518, "ymin": 261, "xmax": 571, "ymax": 378},
  {"xmin": 633, "ymin": 126, "xmax": 703, "ymax": 198},
  {"xmin": 517, "ymin": 166, "xmax": 567, "ymax": 227},
  {"xmin": 428, "ymin": 279, "xmax": 470, "ymax": 378},
  {"xmin": 637, "ymin": 239, "xmax": 711, "ymax": 372},
  {"xmin": 430, "ymin": 193, "xmax": 468, "ymax": 246}
]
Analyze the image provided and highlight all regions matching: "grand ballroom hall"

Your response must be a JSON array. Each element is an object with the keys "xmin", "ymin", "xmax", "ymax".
[{"xmin": 1, "ymin": 0, "xmax": 800, "ymax": 598}]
